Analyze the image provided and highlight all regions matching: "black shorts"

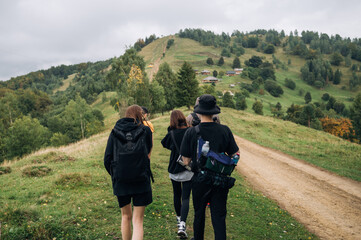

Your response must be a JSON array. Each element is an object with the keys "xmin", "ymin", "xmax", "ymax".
[{"xmin": 117, "ymin": 191, "xmax": 153, "ymax": 208}]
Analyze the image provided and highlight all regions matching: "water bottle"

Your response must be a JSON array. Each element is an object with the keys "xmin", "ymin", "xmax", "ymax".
[
  {"xmin": 232, "ymin": 153, "xmax": 240, "ymax": 165},
  {"xmin": 201, "ymin": 141, "xmax": 210, "ymax": 156}
]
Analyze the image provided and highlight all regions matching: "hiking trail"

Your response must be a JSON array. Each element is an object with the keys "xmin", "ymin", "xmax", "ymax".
[{"xmin": 234, "ymin": 135, "xmax": 361, "ymax": 240}]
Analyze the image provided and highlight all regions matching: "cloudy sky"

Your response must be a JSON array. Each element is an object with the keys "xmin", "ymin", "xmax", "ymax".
[{"xmin": 1, "ymin": 0, "xmax": 360, "ymax": 81}]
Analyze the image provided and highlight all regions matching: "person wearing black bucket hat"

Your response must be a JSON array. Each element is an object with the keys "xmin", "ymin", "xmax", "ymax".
[
  {"xmin": 186, "ymin": 97, "xmax": 220, "ymax": 127},
  {"xmin": 180, "ymin": 94, "xmax": 239, "ymax": 240}
]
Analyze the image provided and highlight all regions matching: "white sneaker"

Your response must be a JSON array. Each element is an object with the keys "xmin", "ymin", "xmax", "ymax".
[
  {"xmin": 176, "ymin": 216, "xmax": 181, "ymax": 225},
  {"xmin": 178, "ymin": 221, "xmax": 188, "ymax": 239}
]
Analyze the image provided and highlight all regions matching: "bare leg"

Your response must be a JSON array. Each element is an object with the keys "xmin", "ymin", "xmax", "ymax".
[
  {"xmin": 132, "ymin": 206, "xmax": 145, "ymax": 240},
  {"xmin": 121, "ymin": 204, "xmax": 132, "ymax": 240}
]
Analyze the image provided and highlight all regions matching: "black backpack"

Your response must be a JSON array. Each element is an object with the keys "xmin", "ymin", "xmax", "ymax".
[{"xmin": 111, "ymin": 125, "xmax": 153, "ymax": 183}]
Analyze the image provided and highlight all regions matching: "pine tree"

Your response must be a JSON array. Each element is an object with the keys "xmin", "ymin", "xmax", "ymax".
[
  {"xmin": 304, "ymin": 92, "xmax": 312, "ymax": 104},
  {"xmin": 217, "ymin": 57, "xmax": 224, "ymax": 66},
  {"xmin": 333, "ymin": 69, "xmax": 342, "ymax": 85},
  {"xmin": 350, "ymin": 93, "xmax": 361, "ymax": 141},
  {"xmin": 252, "ymin": 100, "xmax": 263, "ymax": 115},
  {"xmin": 206, "ymin": 58, "xmax": 214, "ymax": 65},
  {"xmin": 175, "ymin": 62, "xmax": 200, "ymax": 109},
  {"xmin": 222, "ymin": 92, "xmax": 235, "ymax": 108},
  {"xmin": 154, "ymin": 62, "xmax": 177, "ymax": 110},
  {"xmin": 232, "ymin": 57, "xmax": 241, "ymax": 68}
]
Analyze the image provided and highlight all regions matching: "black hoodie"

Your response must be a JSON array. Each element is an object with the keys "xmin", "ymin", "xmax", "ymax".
[{"xmin": 104, "ymin": 118, "xmax": 153, "ymax": 196}]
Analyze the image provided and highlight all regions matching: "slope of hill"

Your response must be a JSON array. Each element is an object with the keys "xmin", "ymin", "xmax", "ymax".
[{"xmin": 140, "ymin": 35, "xmax": 360, "ymax": 116}]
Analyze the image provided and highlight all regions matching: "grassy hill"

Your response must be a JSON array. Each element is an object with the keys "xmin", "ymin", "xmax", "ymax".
[
  {"xmin": 140, "ymin": 36, "xmax": 360, "ymax": 115},
  {"xmin": 1, "ymin": 91, "xmax": 361, "ymax": 239}
]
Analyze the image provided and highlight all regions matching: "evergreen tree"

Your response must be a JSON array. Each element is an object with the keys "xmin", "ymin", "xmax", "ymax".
[
  {"xmin": 222, "ymin": 92, "xmax": 235, "ymax": 108},
  {"xmin": 149, "ymin": 81, "xmax": 166, "ymax": 113},
  {"xmin": 333, "ymin": 69, "xmax": 342, "ymax": 85},
  {"xmin": 175, "ymin": 62, "xmax": 200, "ymax": 109},
  {"xmin": 350, "ymin": 93, "xmax": 361, "ymax": 141},
  {"xmin": 232, "ymin": 57, "xmax": 241, "ymax": 68},
  {"xmin": 236, "ymin": 98, "xmax": 247, "ymax": 110},
  {"xmin": 304, "ymin": 92, "xmax": 312, "ymax": 104},
  {"xmin": 154, "ymin": 62, "xmax": 177, "ymax": 110},
  {"xmin": 252, "ymin": 100, "xmax": 263, "ymax": 115},
  {"xmin": 217, "ymin": 57, "xmax": 224, "ymax": 66},
  {"xmin": 213, "ymin": 70, "xmax": 218, "ymax": 77},
  {"xmin": 206, "ymin": 57, "xmax": 214, "ymax": 65}
]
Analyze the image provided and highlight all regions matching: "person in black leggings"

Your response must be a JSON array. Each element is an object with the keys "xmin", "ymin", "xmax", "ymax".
[{"xmin": 161, "ymin": 110, "xmax": 193, "ymax": 239}]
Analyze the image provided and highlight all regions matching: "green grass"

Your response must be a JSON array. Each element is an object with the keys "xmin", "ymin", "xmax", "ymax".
[
  {"xmin": 139, "ymin": 36, "xmax": 361, "ymax": 116},
  {"xmin": 0, "ymin": 103, "xmax": 318, "ymax": 239}
]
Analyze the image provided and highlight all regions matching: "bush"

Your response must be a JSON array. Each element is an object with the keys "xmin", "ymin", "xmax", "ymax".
[
  {"xmin": 55, "ymin": 173, "xmax": 91, "ymax": 189},
  {"xmin": 284, "ymin": 78, "xmax": 296, "ymax": 90},
  {"xmin": 22, "ymin": 166, "xmax": 52, "ymax": 177},
  {"xmin": 264, "ymin": 80, "xmax": 284, "ymax": 97},
  {"xmin": 0, "ymin": 166, "xmax": 12, "ymax": 175},
  {"xmin": 322, "ymin": 93, "xmax": 330, "ymax": 101},
  {"xmin": 252, "ymin": 101, "xmax": 263, "ymax": 115}
]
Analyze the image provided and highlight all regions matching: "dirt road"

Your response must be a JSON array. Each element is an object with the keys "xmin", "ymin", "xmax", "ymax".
[{"xmin": 234, "ymin": 136, "xmax": 361, "ymax": 240}]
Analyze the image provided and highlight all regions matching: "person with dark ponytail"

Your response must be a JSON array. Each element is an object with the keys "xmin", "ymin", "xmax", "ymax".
[{"xmin": 161, "ymin": 110, "xmax": 193, "ymax": 239}]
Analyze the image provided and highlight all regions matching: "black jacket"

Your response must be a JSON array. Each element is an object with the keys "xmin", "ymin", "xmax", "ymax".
[
  {"xmin": 104, "ymin": 118, "xmax": 152, "ymax": 196},
  {"xmin": 161, "ymin": 127, "xmax": 189, "ymax": 174}
]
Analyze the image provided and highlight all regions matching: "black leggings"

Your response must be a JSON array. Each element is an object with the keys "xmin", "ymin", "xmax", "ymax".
[{"xmin": 171, "ymin": 179, "xmax": 192, "ymax": 222}]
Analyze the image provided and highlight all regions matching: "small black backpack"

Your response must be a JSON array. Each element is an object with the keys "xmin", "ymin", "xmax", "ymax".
[{"xmin": 111, "ymin": 125, "xmax": 153, "ymax": 183}]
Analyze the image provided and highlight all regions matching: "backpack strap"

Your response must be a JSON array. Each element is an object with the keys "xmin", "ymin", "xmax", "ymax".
[{"xmin": 170, "ymin": 130, "xmax": 180, "ymax": 154}]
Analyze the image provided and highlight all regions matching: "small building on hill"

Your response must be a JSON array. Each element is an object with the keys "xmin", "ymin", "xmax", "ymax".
[
  {"xmin": 202, "ymin": 76, "xmax": 219, "ymax": 83},
  {"xmin": 194, "ymin": 69, "xmax": 199, "ymax": 74},
  {"xmin": 226, "ymin": 71, "xmax": 236, "ymax": 76},
  {"xmin": 234, "ymin": 68, "xmax": 243, "ymax": 74},
  {"xmin": 201, "ymin": 70, "xmax": 211, "ymax": 75}
]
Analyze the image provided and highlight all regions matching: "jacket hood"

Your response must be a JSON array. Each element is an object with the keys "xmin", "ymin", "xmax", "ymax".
[{"xmin": 114, "ymin": 118, "xmax": 140, "ymax": 132}]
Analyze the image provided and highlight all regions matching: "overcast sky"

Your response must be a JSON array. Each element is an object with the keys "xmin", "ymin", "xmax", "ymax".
[{"xmin": 1, "ymin": 0, "xmax": 360, "ymax": 81}]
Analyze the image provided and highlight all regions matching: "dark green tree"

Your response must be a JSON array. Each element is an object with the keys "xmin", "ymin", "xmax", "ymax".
[
  {"xmin": 206, "ymin": 58, "xmax": 214, "ymax": 65},
  {"xmin": 149, "ymin": 81, "xmax": 166, "ymax": 113},
  {"xmin": 285, "ymin": 78, "xmax": 296, "ymax": 90},
  {"xmin": 154, "ymin": 62, "xmax": 177, "ymax": 110},
  {"xmin": 322, "ymin": 93, "xmax": 330, "ymax": 101},
  {"xmin": 304, "ymin": 92, "xmax": 312, "ymax": 104},
  {"xmin": 350, "ymin": 93, "xmax": 361, "ymax": 141},
  {"xmin": 235, "ymin": 98, "xmax": 247, "ymax": 110},
  {"xmin": 252, "ymin": 100, "xmax": 263, "ymax": 115},
  {"xmin": 264, "ymin": 44, "xmax": 275, "ymax": 54},
  {"xmin": 232, "ymin": 57, "xmax": 241, "ymax": 68},
  {"xmin": 175, "ymin": 62, "xmax": 200, "ymax": 109},
  {"xmin": 4, "ymin": 116, "xmax": 50, "ymax": 159},
  {"xmin": 330, "ymin": 52, "xmax": 343, "ymax": 66},
  {"xmin": 213, "ymin": 70, "xmax": 218, "ymax": 77},
  {"xmin": 217, "ymin": 57, "xmax": 224, "ymax": 66},
  {"xmin": 222, "ymin": 92, "xmax": 235, "ymax": 108},
  {"xmin": 301, "ymin": 104, "xmax": 315, "ymax": 128},
  {"xmin": 248, "ymin": 56, "xmax": 263, "ymax": 68},
  {"xmin": 333, "ymin": 69, "xmax": 342, "ymax": 85}
]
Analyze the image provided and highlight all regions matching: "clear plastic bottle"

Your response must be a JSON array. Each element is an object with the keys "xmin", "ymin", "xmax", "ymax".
[{"xmin": 201, "ymin": 141, "xmax": 210, "ymax": 156}]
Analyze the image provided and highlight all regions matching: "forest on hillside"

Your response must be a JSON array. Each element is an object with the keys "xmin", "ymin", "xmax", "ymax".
[{"xmin": 1, "ymin": 28, "xmax": 361, "ymax": 163}]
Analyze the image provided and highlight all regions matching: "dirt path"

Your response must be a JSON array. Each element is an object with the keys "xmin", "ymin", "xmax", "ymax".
[
  {"xmin": 234, "ymin": 135, "xmax": 361, "ymax": 240},
  {"xmin": 149, "ymin": 37, "xmax": 169, "ymax": 81}
]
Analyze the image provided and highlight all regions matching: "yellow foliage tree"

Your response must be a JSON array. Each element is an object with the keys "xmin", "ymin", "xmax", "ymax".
[
  {"xmin": 127, "ymin": 64, "xmax": 143, "ymax": 101},
  {"xmin": 319, "ymin": 116, "xmax": 357, "ymax": 142}
]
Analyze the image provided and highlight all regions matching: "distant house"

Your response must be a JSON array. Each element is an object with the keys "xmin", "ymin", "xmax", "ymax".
[
  {"xmin": 226, "ymin": 71, "xmax": 236, "ymax": 76},
  {"xmin": 201, "ymin": 70, "xmax": 211, "ymax": 75},
  {"xmin": 202, "ymin": 76, "xmax": 219, "ymax": 83},
  {"xmin": 229, "ymin": 84, "xmax": 235, "ymax": 88},
  {"xmin": 234, "ymin": 68, "xmax": 243, "ymax": 75},
  {"xmin": 194, "ymin": 69, "xmax": 199, "ymax": 74}
]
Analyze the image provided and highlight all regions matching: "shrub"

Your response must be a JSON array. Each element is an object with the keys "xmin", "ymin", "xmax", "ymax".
[
  {"xmin": 0, "ymin": 166, "xmax": 12, "ymax": 175},
  {"xmin": 284, "ymin": 78, "xmax": 296, "ymax": 90},
  {"xmin": 322, "ymin": 93, "xmax": 330, "ymax": 101},
  {"xmin": 22, "ymin": 166, "xmax": 52, "ymax": 177},
  {"xmin": 252, "ymin": 101, "xmax": 263, "ymax": 115},
  {"xmin": 55, "ymin": 173, "xmax": 91, "ymax": 189},
  {"xmin": 264, "ymin": 80, "xmax": 284, "ymax": 97}
]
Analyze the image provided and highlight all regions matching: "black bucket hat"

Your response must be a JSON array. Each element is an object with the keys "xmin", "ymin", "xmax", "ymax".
[{"xmin": 194, "ymin": 94, "xmax": 221, "ymax": 115}]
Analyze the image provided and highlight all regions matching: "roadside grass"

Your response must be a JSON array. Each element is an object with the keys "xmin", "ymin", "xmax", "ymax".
[
  {"xmin": 0, "ymin": 106, "xmax": 317, "ymax": 239},
  {"xmin": 221, "ymin": 107, "xmax": 361, "ymax": 182}
]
